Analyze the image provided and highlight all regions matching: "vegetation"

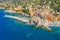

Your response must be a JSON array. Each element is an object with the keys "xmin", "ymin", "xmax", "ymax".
[
  {"xmin": 1, "ymin": 0, "xmax": 60, "ymax": 12},
  {"xmin": 11, "ymin": 0, "xmax": 60, "ymax": 10}
]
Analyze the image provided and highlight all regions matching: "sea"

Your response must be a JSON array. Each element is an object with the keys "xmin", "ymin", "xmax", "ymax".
[{"xmin": 0, "ymin": 9, "xmax": 60, "ymax": 40}]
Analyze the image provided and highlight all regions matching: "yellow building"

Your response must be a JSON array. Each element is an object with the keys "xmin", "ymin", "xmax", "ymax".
[{"xmin": 29, "ymin": 8, "xmax": 34, "ymax": 17}]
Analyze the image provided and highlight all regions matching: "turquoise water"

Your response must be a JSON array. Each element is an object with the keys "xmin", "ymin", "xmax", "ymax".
[{"xmin": 0, "ymin": 9, "xmax": 60, "ymax": 40}]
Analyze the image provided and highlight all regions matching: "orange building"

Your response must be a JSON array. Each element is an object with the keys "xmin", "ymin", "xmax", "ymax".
[{"xmin": 29, "ymin": 8, "xmax": 34, "ymax": 17}]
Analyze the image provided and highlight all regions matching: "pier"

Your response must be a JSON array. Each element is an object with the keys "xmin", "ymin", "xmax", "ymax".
[{"xmin": 4, "ymin": 15, "xmax": 29, "ymax": 23}]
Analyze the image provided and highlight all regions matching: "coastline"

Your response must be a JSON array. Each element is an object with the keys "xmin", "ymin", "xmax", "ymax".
[
  {"xmin": 0, "ymin": 7, "xmax": 5, "ymax": 9},
  {"xmin": 0, "ymin": 1, "xmax": 60, "ymax": 40},
  {"xmin": 4, "ymin": 15, "xmax": 60, "ymax": 26}
]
